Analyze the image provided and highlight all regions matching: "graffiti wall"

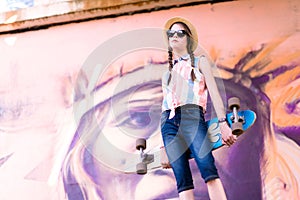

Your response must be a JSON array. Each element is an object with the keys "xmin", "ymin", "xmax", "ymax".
[{"xmin": 0, "ymin": 0, "xmax": 299, "ymax": 199}]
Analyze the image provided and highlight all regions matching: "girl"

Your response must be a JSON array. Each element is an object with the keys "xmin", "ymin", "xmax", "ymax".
[{"xmin": 160, "ymin": 17, "xmax": 236, "ymax": 200}]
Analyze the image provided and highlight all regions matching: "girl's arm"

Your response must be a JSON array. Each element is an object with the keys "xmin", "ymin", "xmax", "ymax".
[
  {"xmin": 198, "ymin": 55, "xmax": 236, "ymax": 146},
  {"xmin": 198, "ymin": 56, "xmax": 226, "ymax": 120}
]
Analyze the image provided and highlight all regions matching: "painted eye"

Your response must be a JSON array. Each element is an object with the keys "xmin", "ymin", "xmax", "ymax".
[
  {"xmin": 112, "ymin": 105, "xmax": 161, "ymax": 138},
  {"xmin": 119, "ymin": 108, "xmax": 152, "ymax": 128},
  {"xmin": 102, "ymin": 81, "xmax": 162, "ymax": 138}
]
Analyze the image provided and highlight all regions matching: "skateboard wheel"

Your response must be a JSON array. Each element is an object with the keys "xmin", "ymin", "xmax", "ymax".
[
  {"xmin": 228, "ymin": 97, "xmax": 240, "ymax": 111},
  {"xmin": 136, "ymin": 138, "xmax": 146, "ymax": 151},
  {"xmin": 232, "ymin": 122, "xmax": 243, "ymax": 136},
  {"xmin": 136, "ymin": 162, "xmax": 147, "ymax": 175}
]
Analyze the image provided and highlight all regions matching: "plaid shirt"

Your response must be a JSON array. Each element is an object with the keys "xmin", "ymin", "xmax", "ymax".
[{"xmin": 162, "ymin": 56, "xmax": 208, "ymax": 114}]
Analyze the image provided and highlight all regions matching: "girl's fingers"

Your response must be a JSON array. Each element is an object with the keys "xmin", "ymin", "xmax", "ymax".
[{"xmin": 223, "ymin": 135, "xmax": 237, "ymax": 146}]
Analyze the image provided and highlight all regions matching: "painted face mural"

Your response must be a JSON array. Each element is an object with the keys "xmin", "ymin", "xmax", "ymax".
[
  {"xmin": 56, "ymin": 30, "xmax": 299, "ymax": 199},
  {"xmin": 1, "ymin": 2, "xmax": 300, "ymax": 199}
]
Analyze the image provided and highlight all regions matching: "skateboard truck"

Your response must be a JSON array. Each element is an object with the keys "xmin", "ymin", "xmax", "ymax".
[
  {"xmin": 228, "ymin": 97, "xmax": 244, "ymax": 136},
  {"xmin": 136, "ymin": 138, "xmax": 154, "ymax": 175}
]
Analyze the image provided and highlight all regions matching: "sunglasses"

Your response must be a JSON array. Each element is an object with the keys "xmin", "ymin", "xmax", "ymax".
[{"xmin": 166, "ymin": 30, "xmax": 187, "ymax": 38}]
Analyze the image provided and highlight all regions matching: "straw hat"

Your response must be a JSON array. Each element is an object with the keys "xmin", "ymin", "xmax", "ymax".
[{"xmin": 164, "ymin": 17, "xmax": 198, "ymax": 51}]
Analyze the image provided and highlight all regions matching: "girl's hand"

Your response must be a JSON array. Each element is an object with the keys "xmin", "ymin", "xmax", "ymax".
[
  {"xmin": 160, "ymin": 147, "xmax": 172, "ymax": 169},
  {"xmin": 220, "ymin": 122, "xmax": 237, "ymax": 146}
]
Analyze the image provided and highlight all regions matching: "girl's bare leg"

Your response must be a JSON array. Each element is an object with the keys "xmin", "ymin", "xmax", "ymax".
[
  {"xmin": 179, "ymin": 189, "xmax": 195, "ymax": 200},
  {"xmin": 207, "ymin": 178, "xmax": 227, "ymax": 200}
]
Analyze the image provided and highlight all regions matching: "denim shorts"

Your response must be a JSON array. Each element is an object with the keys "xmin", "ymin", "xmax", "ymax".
[{"xmin": 160, "ymin": 104, "xmax": 219, "ymax": 193}]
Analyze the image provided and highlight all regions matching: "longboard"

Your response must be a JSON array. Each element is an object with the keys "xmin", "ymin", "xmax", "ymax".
[{"xmin": 122, "ymin": 97, "xmax": 257, "ymax": 174}]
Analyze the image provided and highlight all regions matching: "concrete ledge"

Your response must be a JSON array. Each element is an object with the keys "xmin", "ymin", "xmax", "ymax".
[{"xmin": 0, "ymin": 0, "xmax": 224, "ymax": 34}]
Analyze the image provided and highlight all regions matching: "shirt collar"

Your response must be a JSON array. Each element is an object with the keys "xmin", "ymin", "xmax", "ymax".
[
  {"xmin": 180, "ymin": 54, "xmax": 190, "ymax": 60},
  {"xmin": 174, "ymin": 54, "xmax": 190, "ymax": 65}
]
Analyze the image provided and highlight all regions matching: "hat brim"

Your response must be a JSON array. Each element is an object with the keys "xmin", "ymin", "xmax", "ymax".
[{"xmin": 164, "ymin": 17, "xmax": 198, "ymax": 51}]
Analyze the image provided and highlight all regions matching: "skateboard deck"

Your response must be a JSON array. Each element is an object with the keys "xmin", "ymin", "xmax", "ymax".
[{"xmin": 206, "ymin": 109, "xmax": 256, "ymax": 150}]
